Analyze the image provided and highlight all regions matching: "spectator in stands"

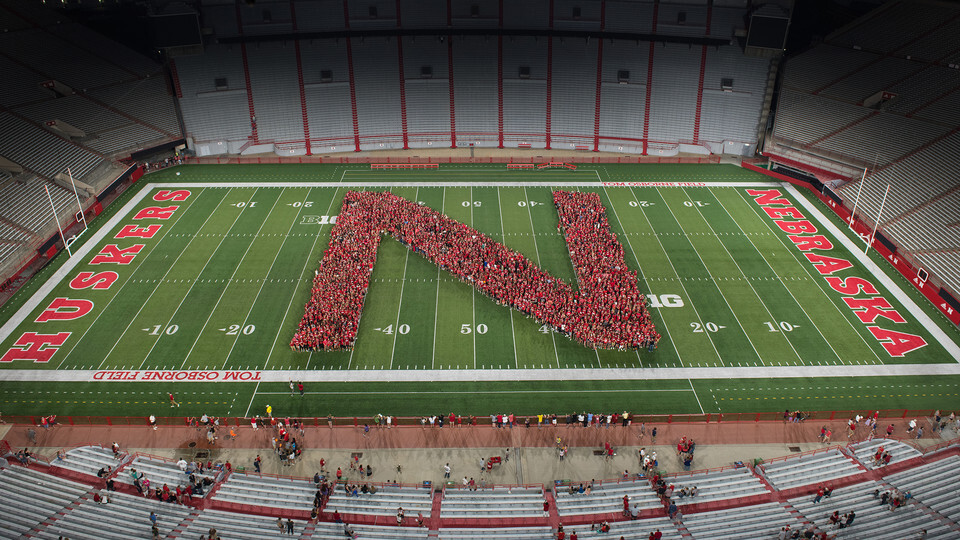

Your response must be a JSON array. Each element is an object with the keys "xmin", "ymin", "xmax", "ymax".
[{"xmin": 396, "ymin": 507, "xmax": 404, "ymax": 525}]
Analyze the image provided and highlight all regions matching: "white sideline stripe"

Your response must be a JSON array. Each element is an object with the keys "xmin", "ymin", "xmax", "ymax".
[
  {"xmin": 4, "ymin": 363, "xmax": 960, "ymax": 382},
  {"xmin": 0, "ymin": 187, "xmax": 154, "ymax": 344},
  {"xmin": 784, "ymin": 184, "xmax": 960, "ymax": 362},
  {"xmin": 150, "ymin": 181, "xmax": 784, "ymax": 188}
]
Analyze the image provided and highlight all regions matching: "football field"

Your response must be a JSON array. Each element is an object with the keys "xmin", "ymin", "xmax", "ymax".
[{"xmin": 1, "ymin": 163, "xmax": 959, "ymax": 419}]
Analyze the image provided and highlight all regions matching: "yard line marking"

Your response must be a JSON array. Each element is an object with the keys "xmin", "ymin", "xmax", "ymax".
[
  {"xmin": 52, "ymin": 189, "xmax": 206, "ymax": 369},
  {"xmin": 689, "ymin": 378, "xmax": 705, "ymax": 414},
  {"xmin": 0, "ymin": 185, "xmax": 152, "ymax": 344},
  {"xmin": 94, "ymin": 189, "xmax": 236, "ymax": 370},
  {"xmin": 470, "ymin": 186, "xmax": 477, "ymax": 371},
  {"xmin": 785, "ymin": 183, "xmax": 960, "ymax": 362},
  {"xmin": 257, "ymin": 389, "xmax": 700, "ymax": 395},
  {"xmin": 710, "ymin": 187, "xmax": 844, "ymax": 365},
  {"xmin": 217, "ymin": 188, "xmax": 311, "ymax": 370},
  {"xmin": 734, "ymin": 188, "xmax": 884, "ymax": 364},
  {"xmin": 246, "ymin": 188, "xmax": 343, "ymax": 417},
  {"xmin": 655, "ymin": 186, "xmax": 764, "ymax": 365},
  {"xmin": 389, "ymin": 187, "xmax": 419, "ymax": 370},
  {"xmin": 521, "ymin": 185, "xmax": 561, "ymax": 369},
  {"xmin": 132, "ymin": 188, "xmax": 261, "ymax": 370},
  {"xmin": 179, "ymin": 190, "xmax": 285, "ymax": 369},
  {"xmin": 601, "ymin": 186, "xmax": 668, "ymax": 368},
  {"xmin": 431, "ymin": 187, "xmax": 445, "ymax": 370},
  {"xmin": 627, "ymin": 187, "xmax": 722, "ymax": 366},
  {"xmin": 496, "ymin": 186, "xmax": 520, "ymax": 370},
  {"xmin": 679, "ymin": 186, "xmax": 803, "ymax": 364}
]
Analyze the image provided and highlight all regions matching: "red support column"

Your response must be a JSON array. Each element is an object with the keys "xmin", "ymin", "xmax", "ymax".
[
  {"xmin": 168, "ymin": 59, "xmax": 183, "ymax": 99},
  {"xmin": 497, "ymin": 35, "xmax": 504, "ymax": 149},
  {"xmin": 234, "ymin": 2, "xmax": 258, "ymax": 144},
  {"xmin": 343, "ymin": 1, "xmax": 361, "ymax": 152},
  {"xmin": 290, "ymin": 1, "xmax": 311, "ymax": 155},
  {"xmin": 396, "ymin": 0, "xmax": 409, "ymax": 149},
  {"xmin": 642, "ymin": 0, "xmax": 660, "ymax": 155},
  {"xmin": 592, "ymin": 38, "xmax": 604, "ymax": 152},
  {"xmin": 692, "ymin": 1, "xmax": 712, "ymax": 144},
  {"xmin": 447, "ymin": 0, "xmax": 457, "ymax": 148},
  {"xmin": 545, "ymin": 0, "xmax": 554, "ymax": 150}
]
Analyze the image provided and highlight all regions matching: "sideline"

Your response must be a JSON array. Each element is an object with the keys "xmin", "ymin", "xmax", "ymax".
[
  {"xmin": 785, "ymin": 184, "xmax": 960, "ymax": 362},
  {"xmin": 3, "ymin": 363, "xmax": 960, "ymax": 382}
]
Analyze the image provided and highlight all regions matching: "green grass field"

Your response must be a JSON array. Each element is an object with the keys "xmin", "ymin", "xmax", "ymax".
[{"xmin": 1, "ymin": 163, "xmax": 959, "ymax": 419}]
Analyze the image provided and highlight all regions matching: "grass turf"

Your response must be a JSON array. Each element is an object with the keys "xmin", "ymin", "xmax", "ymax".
[{"xmin": 1, "ymin": 163, "xmax": 958, "ymax": 418}]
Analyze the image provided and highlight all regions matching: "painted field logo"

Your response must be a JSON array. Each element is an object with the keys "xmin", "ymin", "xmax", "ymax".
[{"xmin": 291, "ymin": 191, "xmax": 660, "ymax": 352}]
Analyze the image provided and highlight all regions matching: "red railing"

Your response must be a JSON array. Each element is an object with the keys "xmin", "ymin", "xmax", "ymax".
[
  {"xmin": 3, "ymin": 409, "xmax": 940, "ymax": 428},
  {"xmin": 176, "ymin": 155, "xmax": 721, "ymax": 166}
]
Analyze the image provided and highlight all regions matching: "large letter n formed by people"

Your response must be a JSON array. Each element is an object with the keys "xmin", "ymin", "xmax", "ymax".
[{"xmin": 291, "ymin": 191, "xmax": 658, "ymax": 352}]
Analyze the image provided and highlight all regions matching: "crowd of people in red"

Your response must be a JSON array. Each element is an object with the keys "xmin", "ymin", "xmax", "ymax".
[{"xmin": 291, "ymin": 190, "xmax": 659, "ymax": 352}]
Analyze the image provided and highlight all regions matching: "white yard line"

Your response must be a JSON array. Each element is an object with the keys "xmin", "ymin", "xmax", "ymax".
[
  {"xmin": 655, "ymin": 186, "xmax": 765, "ymax": 366},
  {"xmin": 133, "ymin": 188, "xmax": 260, "ymax": 370},
  {"xmin": 0, "ymin": 187, "xmax": 153, "ymax": 344},
  {"xmin": 245, "ymin": 188, "xmax": 342, "ymax": 416},
  {"xmin": 521, "ymin": 185, "xmax": 561, "ymax": 369},
  {"xmin": 389, "ymin": 187, "xmax": 419, "ymax": 370},
  {"xmin": 52, "ymin": 189, "xmax": 206, "ymax": 369},
  {"xmin": 431, "ymin": 188, "xmax": 445, "ymax": 369},
  {"xmin": 496, "ymin": 186, "xmax": 520, "ymax": 369},
  {"xmin": 627, "ymin": 187, "xmax": 722, "ymax": 366},
  {"xmin": 689, "ymin": 379, "xmax": 705, "ymax": 414},
  {"xmin": 734, "ymin": 188, "xmax": 884, "ymax": 364},
  {"xmin": 710, "ymin": 187, "xmax": 844, "ymax": 365},
  {"xmin": 601, "ymin": 186, "xmax": 677, "ymax": 368},
  {"xmin": 178, "ymin": 191, "xmax": 285, "ymax": 369},
  {"xmin": 96, "ymin": 189, "xmax": 238, "ymax": 370},
  {"xmin": 679, "ymin": 186, "xmax": 805, "ymax": 365},
  {"xmin": 216, "ymin": 189, "xmax": 310, "ymax": 370},
  {"xmin": 470, "ymin": 186, "xmax": 477, "ymax": 370},
  {"xmin": 785, "ymin": 183, "xmax": 960, "ymax": 362}
]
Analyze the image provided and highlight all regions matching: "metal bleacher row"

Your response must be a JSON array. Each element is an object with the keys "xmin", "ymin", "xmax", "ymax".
[
  {"xmin": 2, "ymin": 439, "xmax": 959, "ymax": 540},
  {"xmin": 767, "ymin": 0, "xmax": 960, "ymax": 297},
  {"xmin": 0, "ymin": 0, "xmax": 183, "ymax": 269},
  {"xmin": 175, "ymin": 0, "xmax": 771, "ymax": 157}
]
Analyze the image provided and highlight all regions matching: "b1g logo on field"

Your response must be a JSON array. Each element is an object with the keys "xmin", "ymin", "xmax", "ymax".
[{"xmin": 300, "ymin": 215, "xmax": 338, "ymax": 225}]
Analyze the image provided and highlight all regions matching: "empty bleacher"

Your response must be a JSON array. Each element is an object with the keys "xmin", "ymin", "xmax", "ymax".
[
  {"xmin": 554, "ymin": 478, "xmax": 661, "ymax": 517},
  {"xmin": 439, "ymin": 526, "xmax": 554, "ymax": 540},
  {"xmin": 0, "ymin": 113, "xmax": 102, "ymax": 180},
  {"xmin": 758, "ymin": 448, "xmax": 862, "ymax": 491},
  {"xmin": 682, "ymin": 502, "xmax": 795, "ymax": 540},
  {"xmin": 315, "ymin": 521, "xmax": 429, "ymax": 539},
  {"xmin": 213, "ymin": 471, "xmax": 315, "ymax": 511},
  {"xmin": 37, "ymin": 489, "xmax": 193, "ymax": 540},
  {"xmin": 441, "ymin": 485, "xmax": 542, "ymax": 518},
  {"xmin": 0, "ymin": 465, "xmax": 89, "ymax": 538},
  {"xmin": 0, "ymin": 176, "xmax": 74, "ymax": 233},
  {"xmin": 789, "ymin": 480, "xmax": 954, "ymax": 540}
]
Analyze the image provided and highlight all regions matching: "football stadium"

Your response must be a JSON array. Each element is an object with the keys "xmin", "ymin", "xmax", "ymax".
[{"xmin": 0, "ymin": 0, "xmax": 959, "ymax": 538}]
